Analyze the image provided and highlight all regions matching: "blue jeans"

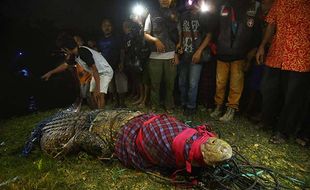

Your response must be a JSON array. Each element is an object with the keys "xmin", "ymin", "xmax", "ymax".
[{"xmin": 178, "ymin": 60, "xmax": 203, "ymax": 109}]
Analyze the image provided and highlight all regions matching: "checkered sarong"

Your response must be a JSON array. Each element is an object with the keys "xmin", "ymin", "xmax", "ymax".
[{"xmin": 114, "ymin": 113, "xmax": 195, "ymax": 170}]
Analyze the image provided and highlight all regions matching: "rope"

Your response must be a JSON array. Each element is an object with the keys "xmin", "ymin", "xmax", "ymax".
[{"xmin": 142, "ymin": 148, "xmax": 308, "ymax": 190}]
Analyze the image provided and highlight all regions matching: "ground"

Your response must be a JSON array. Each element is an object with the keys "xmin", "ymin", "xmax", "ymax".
[{"xmin": 0, "ymin": 104, "xmax": 309, "ymax": 190}]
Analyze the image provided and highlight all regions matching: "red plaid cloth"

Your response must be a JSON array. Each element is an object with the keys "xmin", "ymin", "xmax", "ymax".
[{"xmin": 114, "ymin": 113, "xmax": 203, "ymax": 170}]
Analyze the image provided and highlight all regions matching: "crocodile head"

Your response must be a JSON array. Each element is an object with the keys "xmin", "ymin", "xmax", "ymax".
[{"xmin": 200, "ymin": 137, "xmax": 232, "ymax": 166}]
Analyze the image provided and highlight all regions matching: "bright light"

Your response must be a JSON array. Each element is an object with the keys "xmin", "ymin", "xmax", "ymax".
[
  {"xmin": 200, "ymin": 1, "xmax": 210, "ymax": 12},
  {"xmin": 188, "ymin": 0, "xmax": 193, "ymax": 6},
  {"xmin": 132, "ymin": 4, "xmax": 146, "ymax": 16}
]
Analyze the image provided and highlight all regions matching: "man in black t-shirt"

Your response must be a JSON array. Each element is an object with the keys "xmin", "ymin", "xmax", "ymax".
[{"xmin": 176, "ymin": 1, "xmax": 212, "ymax": 116}]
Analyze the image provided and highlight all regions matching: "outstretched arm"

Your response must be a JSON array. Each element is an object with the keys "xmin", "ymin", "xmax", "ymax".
[{"xmin": 41, "ymin": 63, "xmax": 69, "ymax": 81}]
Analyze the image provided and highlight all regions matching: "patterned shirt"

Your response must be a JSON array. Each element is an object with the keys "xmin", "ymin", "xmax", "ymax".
[{"xmin": 265, "ymin": 0, "xmax": 310, "ymax": 72}]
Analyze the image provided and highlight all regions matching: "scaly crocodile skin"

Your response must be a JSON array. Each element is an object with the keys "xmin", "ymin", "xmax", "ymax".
[{"xmin": 39, "ymin": 110, "xmax": 142, "ymax": 158}]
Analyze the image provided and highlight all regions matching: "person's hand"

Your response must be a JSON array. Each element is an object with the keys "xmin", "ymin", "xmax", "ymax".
[
  {"xmin": 154, "ymin": 38, "xmax": 165, "ymax": 53},
  {"xmin": 256, "ymin": 45, "xmax": 265, "ymax": 65},
  {"xmin": 176, "ymin": 43, "xmax": 184, "ymax": 55},
  {"xmin": 41, "ymin": 72, "xmax": 52, "ymax": 81},
  {"xmin": 192, "ymin": 49, "xmax": 202, "ymax": 64},
  {"xmin": 172, "ymin": 54, "xmax": 180, "ymax": 65},
  {"xmin": 61, "ymin": 48, "xmax": 71, "ymax": 60}
]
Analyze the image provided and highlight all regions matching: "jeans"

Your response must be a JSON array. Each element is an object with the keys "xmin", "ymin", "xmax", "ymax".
[
  {"xmin": 178, "ymin": 60, "xmax": 203, "ymax": 109},
  {"xmin": 214, "ymin": 60, "xmax": 245, "ymax": 110}
]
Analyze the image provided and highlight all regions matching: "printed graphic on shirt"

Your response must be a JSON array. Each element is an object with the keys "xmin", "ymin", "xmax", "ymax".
[
  {"xmin": 247, "ymin": 1, "xmax": 260, "ymax": 17},
  {"xmin": 247, "ymin": 18, "xmax": 255, "ymax": 27},
  {"xmin": 182, "ymin": 19, "xmax": 200, "ymax": 53},
  {"xmin": 221, "ymin": 6, "xmax": 229, "ymax": 16},
  {"xmin": 152, "ymin": 17, "xmax": 165, "ymax": 34},
  {"xmin": 247, "ymin": 9, "xmax": 257, "ymax": 17},
  {"xmin": 126, "ymin": 39, "xmax": 131, "ymax": 48}
]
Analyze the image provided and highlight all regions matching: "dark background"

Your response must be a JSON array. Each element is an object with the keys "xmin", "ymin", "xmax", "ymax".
[{"xmin": 0, "ymin": 0, "xmax": 160, "ymax": 118}]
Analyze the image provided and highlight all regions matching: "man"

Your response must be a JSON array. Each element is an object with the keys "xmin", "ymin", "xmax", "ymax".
[
  {"xmin": 176, "ymin": 0, "xmax": 212, "ymax": 116},
  {"xmin": 97, "ymin": 19, "xmax": 127, "ymax": 108},
  {"xmin": 256, "ymin": 0, "xmax": 310, "ymax": 143},
  {"xmin": 42, "ymin": 37, "xmax": 113, "ymax": 109},
  {"xmin": 210, "ymin": 0, "xmax": 262, "ymax": 122},
  {"xmin": 122, "ymin": 19, "xmax": 150, "ymax": 108},
  {"xmin": 69, "ymin": 35, "xmax": 93, "ymax": 111},
  {"xmin": 144, "ymin": 0, "xmax": 179, "ymax": 112},
  {"xmin": 242, "ymin": 0, "xmax": 274, "ymax": 122}
]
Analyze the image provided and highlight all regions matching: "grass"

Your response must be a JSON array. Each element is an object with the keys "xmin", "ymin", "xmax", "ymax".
[{"xmin": 0, "ymin": 103, "xmax": 309, "ymax": 190}]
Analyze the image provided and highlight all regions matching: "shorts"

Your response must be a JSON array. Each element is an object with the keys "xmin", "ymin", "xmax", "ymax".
[{"xmin": 90, "ymin": 73, "xmax": 113, "ymax": 94}]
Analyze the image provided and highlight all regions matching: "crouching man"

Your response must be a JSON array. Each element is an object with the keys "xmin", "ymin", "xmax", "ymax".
[{"xmin": 42, "ymin": 36, "xmax": 113, "ymax": 109}]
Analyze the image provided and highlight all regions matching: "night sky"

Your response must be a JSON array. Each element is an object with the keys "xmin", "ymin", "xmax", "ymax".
[
  {"xmin": 1, "ymin": 0, "xmax": 146, "ymax": 32},
  {"xmin": 1, "ymin": 0, "xmax": 158, "ymax": 67},
  {"xmin": 0, "ymin": 0, "xmax": 159, "ymax": 117}
]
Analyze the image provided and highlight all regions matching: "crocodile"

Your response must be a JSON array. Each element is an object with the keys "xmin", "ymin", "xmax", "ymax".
[{"xmin": 23, "ymin": 109, "xmax": 232, "ymax": 171}]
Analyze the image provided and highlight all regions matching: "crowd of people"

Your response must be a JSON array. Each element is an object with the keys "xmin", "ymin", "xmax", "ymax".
[{"xmin": 41, "ymin": 0, "xmax": 309, "ymax": 146}]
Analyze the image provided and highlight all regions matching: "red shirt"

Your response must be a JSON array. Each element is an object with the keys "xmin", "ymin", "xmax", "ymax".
[{"xmin": 265, "ymin": 0, "xmax": 310, "ymax": 72}]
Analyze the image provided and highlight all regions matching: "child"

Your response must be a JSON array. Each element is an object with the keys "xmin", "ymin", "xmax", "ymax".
[{"xmin": 97, "ymin": 19, "xmax": 127, "ymax": 108}]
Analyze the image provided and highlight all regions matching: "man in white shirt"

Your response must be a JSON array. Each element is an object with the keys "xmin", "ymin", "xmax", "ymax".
[
  {"xmin": 42, "ymin": 36, "xmax": 113, "ymax": 109},
  {"xmin": 144, "ymin": 0, "xmax": 179, "ymax": 112}
]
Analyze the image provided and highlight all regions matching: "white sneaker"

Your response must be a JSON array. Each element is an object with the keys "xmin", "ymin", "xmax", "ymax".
[
  {"xmin": 210, "ymin": 106, "xmax": 222, "ymax": 118},
  {"xmin": 219, "ymin": 107, "xmax": 235, "ymax": 122}
]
